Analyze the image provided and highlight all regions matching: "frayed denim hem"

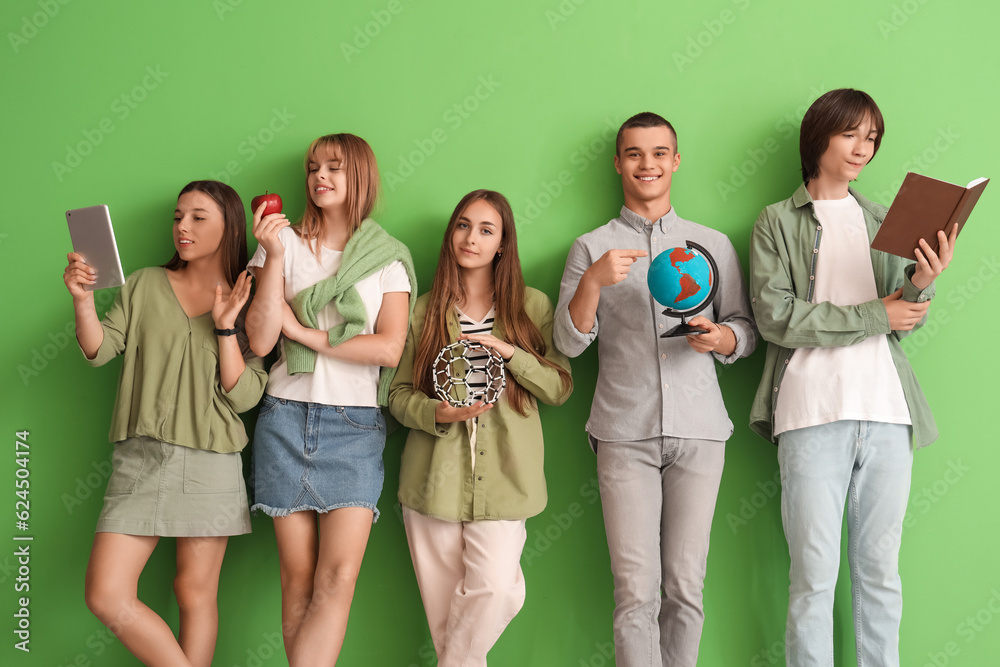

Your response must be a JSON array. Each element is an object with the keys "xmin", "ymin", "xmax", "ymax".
[{"xmin": 250, "ymin": 501, "xmax": 380, "ymax": 523}]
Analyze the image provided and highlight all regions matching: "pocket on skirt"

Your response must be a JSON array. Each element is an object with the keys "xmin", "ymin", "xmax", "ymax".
[
  {"xmin": 340, "ymin": 406, "xmax": 385, "ymax": 432},
  {"xmin": 182, "ymin": 447, "xmax": 241, "ymax": 494},
  {"xmin": 105, "ymin": 439, "xmax": 146, "ymax": 495}
]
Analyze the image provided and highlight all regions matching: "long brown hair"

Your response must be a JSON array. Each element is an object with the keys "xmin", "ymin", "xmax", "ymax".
[
  {"xmin": 413, "ymin": 190, "xmax": 571, "ymax": 416},
  {"xmin": 295, "ymin": 133, "xmax": 380, "ymax": 256},
  {"xmin": 163, "ymin": 180, "xmax": 247, "ymax": 287}
]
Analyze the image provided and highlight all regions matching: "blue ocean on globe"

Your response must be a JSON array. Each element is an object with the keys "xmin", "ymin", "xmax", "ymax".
[{"xmin": 647, "ymin": 247, "xmax": 714, "ymax": 313}]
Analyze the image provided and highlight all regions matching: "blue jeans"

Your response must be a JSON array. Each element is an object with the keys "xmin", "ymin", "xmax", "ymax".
[
  {"xmin": 778, "ymin": 420, "xmax": 913, "ymax": 667},
  {"xmin": 596, "ymin": 437, "xmax": 725, "ymax": 667}
]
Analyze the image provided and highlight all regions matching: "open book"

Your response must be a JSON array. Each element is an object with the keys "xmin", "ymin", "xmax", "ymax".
[{"xmin": 871, "ymin": 172, "xmax": 989, "ymax": 258}]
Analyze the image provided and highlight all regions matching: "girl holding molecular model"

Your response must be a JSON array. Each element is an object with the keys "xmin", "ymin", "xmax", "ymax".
[{"xmin": 389, "ymin": 189, "xmax": 572, "ymax": 666}]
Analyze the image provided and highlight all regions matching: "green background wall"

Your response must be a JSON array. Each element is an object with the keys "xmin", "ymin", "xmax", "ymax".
[{"xmin": 2, "ymin": 1, "xmax": 998, "ymax": 665}]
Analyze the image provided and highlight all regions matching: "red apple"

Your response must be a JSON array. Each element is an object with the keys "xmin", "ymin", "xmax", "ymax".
[{"xmin": 251, "ymin": 191, "xmax": 283, "ymax": 217}]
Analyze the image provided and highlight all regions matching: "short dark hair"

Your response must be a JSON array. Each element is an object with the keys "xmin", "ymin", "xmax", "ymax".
[
  {"xmin": 800, "ymin": 88, "xmax": 885, "ymax": 183},
  {"xmin": 616, "ymin": 112, "xmax": 678, "ymax": 155},
  {"xmin": 163, "ymin": 180, "xmax": 248, "ymax": 287}
]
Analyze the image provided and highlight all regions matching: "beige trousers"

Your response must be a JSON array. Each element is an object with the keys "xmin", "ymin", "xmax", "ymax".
[{"xmin": 402, "ymin": 505, "xmax": 527, "ymax": 666}]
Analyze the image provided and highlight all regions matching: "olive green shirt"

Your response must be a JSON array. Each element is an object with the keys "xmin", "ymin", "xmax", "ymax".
[
  {"xmin": 389, "ymin": 288, "xmax": 572, "ymax": 521},
  {"xmin": 748, "ymin": 184, "xmax": 939, "ymax": 448},
  {"xmin": 85, "ymin": 267, "xmax": 268, "ymax": 453}
]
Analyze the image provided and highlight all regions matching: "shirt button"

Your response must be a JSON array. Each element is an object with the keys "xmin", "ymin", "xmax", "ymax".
[
  {"xmin": 751, "ymin": 297, "xmax": 756, "ymax": 303},
  {"xmin": 809, "ymin": 275, "xmax": 815, "ymax": 280},
  {"xmin": 813, "ymin": 248, "xmax": 819, "ymax": 254},
  {"xmin": 663, "ymin": 383, "xmax": 669, "ymax": 390},
  {"xmin": 773, "ymin": 387, "xmax": 778, "ymax": 392},
  {"xmin": 817, "ymin": 225, "xmax": 822, "ymax": 230},
  {"xmin": 477, "ymin": 476, "xmax": 483, "ymax": 481},
  {"xmin": 661, "ymin": 354, "xmax": 666, "ymax": 360},
  {"xmin": 479, "ymin": 451, "xmax": 485, "ymax": 456},
  {"xmin": 784, "ymin": 359, "xmax": 789, "ymax": 364},
  {"xmin": 652, "ymin": 237, "xmax": 658, "ymax": 242},
  {"xmin": 658, "ymin": 323, "xmax": 664, "ymax": 329}
]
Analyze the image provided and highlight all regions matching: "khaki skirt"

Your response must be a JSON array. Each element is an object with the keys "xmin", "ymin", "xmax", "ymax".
[{"xmin": 96, "ymin": 436, "xmax": 251, "ymax": 537}]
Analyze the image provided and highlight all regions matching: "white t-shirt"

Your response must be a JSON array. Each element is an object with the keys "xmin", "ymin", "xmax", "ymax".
[
  {"xmin": 247, "ymin": 226, "xmax": 410, "ymax": 407},
  {"xmin": 774, "ymin": 195, "xmax": 910, "ymax": 436}
]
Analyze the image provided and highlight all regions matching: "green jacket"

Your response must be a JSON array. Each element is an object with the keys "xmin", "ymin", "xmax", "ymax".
[
  {"xmin": 748, "ymin": 184, "xmax": 939, "ymax": 448},
  {"xmin": 389, "ymin": 288, "xmax": 572, "ymax": 521}
]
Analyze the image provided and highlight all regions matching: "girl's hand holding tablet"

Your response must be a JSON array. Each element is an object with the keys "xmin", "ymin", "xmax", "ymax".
[{"xmin": 63, "ymin": 252, "xmax": 97, "ymax": 299}]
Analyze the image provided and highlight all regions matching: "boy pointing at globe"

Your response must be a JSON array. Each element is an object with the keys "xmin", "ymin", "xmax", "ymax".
[{"xmin": 553, "ymin": 112, "xmax": 757, "ymax": 666}]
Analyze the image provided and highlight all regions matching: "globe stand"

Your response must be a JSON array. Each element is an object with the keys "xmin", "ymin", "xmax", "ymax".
[{"xmin": 661, "ymin": 316, "xmax": 710, "ymax": 338}]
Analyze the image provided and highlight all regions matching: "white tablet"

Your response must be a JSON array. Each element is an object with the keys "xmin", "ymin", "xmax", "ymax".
[{"xmin": 65, "ymin": 205, "xmax": 125, "ymax": 290}]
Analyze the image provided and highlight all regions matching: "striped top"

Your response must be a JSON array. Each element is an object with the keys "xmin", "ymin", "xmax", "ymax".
[{"xmin": 455, "ymin": 305, "xmax": 495, "ymax": 401}]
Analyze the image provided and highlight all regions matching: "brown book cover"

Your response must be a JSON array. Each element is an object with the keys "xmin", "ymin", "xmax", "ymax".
[{"xmin": 871, "ymin": 172, "xmax": 989, "ymax": 259}]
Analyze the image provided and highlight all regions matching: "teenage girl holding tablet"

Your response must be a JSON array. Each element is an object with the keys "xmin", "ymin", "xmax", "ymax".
[{"xmin": 66, "ymin": 180, "xmax": 266, "ymax": 667}]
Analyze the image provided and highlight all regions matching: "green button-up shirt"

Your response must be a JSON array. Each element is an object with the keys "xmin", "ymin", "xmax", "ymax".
[
  {"xmin": 389, "ymin": 289, "xmax": 572, "ymax": 521},
  {"xmin": 748, "ymin": 184, "xmax": 939, "ymax": 448}
]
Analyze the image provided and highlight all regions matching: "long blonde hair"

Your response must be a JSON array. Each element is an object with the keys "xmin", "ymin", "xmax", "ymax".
[{"xmin": 295, "ymin": 133, "xmax": 380, "ymax": 255}]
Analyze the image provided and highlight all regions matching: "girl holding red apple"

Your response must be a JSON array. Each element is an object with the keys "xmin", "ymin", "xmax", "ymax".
[
  {"xmin": 64, "ymin": 180, "xmax": 267, "ymax": 667},
  {"xmin": 246, "ymin": 133, "xmax": 416, "ymax": 666}
]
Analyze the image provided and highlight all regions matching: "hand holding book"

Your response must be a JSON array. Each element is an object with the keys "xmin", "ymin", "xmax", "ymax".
[{"xmin": 871, "ymin": 172, "xmax": 988, "ymax": 258}]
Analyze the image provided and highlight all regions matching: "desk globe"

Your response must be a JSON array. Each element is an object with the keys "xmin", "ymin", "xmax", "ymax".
[{"xmin": 646, "ymin": 240, "xmax": 719, "ymax": 337}]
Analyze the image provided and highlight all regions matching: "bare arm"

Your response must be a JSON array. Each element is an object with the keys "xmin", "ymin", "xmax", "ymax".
[
  {"xmin": 245, "ymin": 202, "xmax": 290, "ymax": 356},
  {"xmin": 63, "ymin": 252, "xmax": 104, "ymax": 359},
  {"xmin": 212, "ymin": 271, "xmax": 253, "ymax": 392},
  {"xmin": 281, "ymin": 291, "xmax": 410, "ymax": 367}
]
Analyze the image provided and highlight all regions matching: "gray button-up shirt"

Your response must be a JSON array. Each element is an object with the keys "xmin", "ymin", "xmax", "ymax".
[{"xmin": 554, "ymin": 206, "xmax": 757, "ymax": 444}]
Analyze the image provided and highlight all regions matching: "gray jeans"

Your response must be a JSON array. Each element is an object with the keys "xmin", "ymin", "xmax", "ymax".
[{"xmin": 596, "ymin": 436, "xmax": 725, "ymax": 667}]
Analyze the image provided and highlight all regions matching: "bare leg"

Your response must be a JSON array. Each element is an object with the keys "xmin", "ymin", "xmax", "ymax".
[
  {"xmin": 174, "ymin": 536, "xmax": 229, "ymax": 667},
  {"xmin": 289, "ymin": 507, "xmax": 373, "ymax": 667},
  {"xmin": 273, "ymin": 512, "xmax": 320, "ymax": 659},
  {"xmin": 85, "ymin": 532, "xmax": 193, "ymax": 667}
]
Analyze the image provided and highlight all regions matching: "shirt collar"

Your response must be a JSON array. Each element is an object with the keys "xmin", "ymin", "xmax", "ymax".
[
  {"xmin": 791, "ymin": 182, "xmax": 813, "ymax": 208},
  {"xmin": 619, "ymin": 205, "xmax": 678, "ymax": 233}
]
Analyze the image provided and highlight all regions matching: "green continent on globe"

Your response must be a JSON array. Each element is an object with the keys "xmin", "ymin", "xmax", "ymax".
[{"xmin": 668, "ymin": 248, "xmax": 702, "ymax": 303}]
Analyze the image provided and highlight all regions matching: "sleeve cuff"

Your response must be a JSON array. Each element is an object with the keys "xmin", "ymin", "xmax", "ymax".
[
  {"xmin": 902, "ymin": 264, "xmax": 935, "ymax": 302},
  {"xmin": 81, "ymin": 329, "xmax": 118, "ymax": 367},
  {"xmin": 713, "ymin": 320, "xmax": 754, "ymax": 364},
  {"xmin": 417, "ymin": 396, "xmax": 452, "ymax": 437},
  {"xmin": 553, "ymin": 306, "xmax": 595, "ymax": 358},
  {"xmin": 862, "ymin": 298, "xmax": 892, "ymax": 337},
  {"xmin": 221, "ymin": 359, "xmax": 268, "ymax": 413}
]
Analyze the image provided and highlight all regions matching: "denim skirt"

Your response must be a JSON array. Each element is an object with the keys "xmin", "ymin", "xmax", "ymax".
[
  {"xmin": 250, "ymin": 394, "xmax": 386, "ymax": 522},
  {"xmin": 96, "ymin": 436, "xmax": 251, "ymax": 537}
]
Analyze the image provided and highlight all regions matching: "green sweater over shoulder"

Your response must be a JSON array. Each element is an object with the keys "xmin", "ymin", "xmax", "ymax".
[{"xmin": 84, "ymin": 267, "xmax": 268, "ymax": 453}]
